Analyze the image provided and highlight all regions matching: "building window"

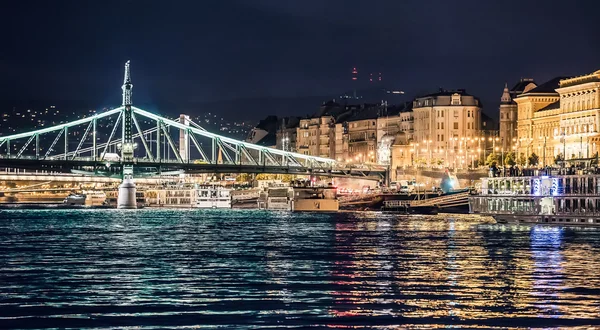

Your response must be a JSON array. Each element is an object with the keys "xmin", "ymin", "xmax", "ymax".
[
  {"xmin": 451, "ymin": 94, "xmax": 461, "ymax": 105},
  {"xmin": 441, "ymin": 122, "xmax": 444, "ymax": 129},
  {"xmin": 454, "ymin": 122, "xmax": 458, "ymax": 129},
  {"xmin": 441, "ymin": 135, "xmax": 444, "ymax": 142}
]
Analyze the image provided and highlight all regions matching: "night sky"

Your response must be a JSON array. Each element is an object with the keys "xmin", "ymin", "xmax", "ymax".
[{"xmin": 1, "ymin": 0, "xmax": 600, "ymax": 119}]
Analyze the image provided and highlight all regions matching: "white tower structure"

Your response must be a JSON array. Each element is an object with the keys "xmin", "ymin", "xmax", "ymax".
[{"xmin": 117, "ymin": 60, "xmax": 137, "ymax": 209}]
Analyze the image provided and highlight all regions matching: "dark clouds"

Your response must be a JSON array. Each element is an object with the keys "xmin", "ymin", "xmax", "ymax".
[{"xmin": 1, "ymin": 0, "xmax": 599, "ymax": 116}]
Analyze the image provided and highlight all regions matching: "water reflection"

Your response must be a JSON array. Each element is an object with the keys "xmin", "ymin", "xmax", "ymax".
[
  {"xmin": 531, "ymin": 226, "xmax": 564, "ymax": 318},
  {"xmin": 0, "ymin": 210, "xmax": 599, "ymax": 329}
]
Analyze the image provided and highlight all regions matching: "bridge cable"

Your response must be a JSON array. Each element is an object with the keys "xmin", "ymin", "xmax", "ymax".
[{"xmin": 100, "ymin": 111, "xmax": 123, "ymax": 161}]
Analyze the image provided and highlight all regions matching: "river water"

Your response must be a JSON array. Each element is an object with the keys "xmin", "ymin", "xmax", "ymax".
[{"xmin": 1, "ymin": 209, "xmax": 600, "ymax": 329}]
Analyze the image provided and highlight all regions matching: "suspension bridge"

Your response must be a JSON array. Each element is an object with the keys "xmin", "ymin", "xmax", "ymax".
[{"xmin": 0, "ymin": 61, "xmax": 387, "ymax": 207}]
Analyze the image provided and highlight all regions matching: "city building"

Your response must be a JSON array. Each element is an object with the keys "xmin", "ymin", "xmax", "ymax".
[
  {"xmin": 498, "ymin": 79, "xmax": 537, "ymax": 150},
  {"xmin": 376, "ymin": 102, "xmax": 413, "ymax": 166},
  {"xmin": 275, "ymin": 117, "xmax": 300, "ymax": 152},
  {"xmin": 345, "ymin": 106, "xmax": 380, "ymax": 163},
  {"xmin": 296, "ymin": 100, "xmax": 355, "ymax": 158},
  {"xmin": 296, "ymin": 116, "xmax": 335, "ymax": 157},
  {"xmin": 412, "ymin": 89, "xmax": 483, "ymax": 168},
  {"xmin": 246, "ymin": 115, "xmax": 279, "ymax": 145},
  {"xmin": 515, "ymin": 69, "xmax": 600, "ymax": 166}
]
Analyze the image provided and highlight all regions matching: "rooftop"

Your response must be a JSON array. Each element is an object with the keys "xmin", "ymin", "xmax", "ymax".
[
  {"xmin": 346, "ymin": 106, "xmax": 381, "ymax": 121},
  {"xmin": 538, "ymin": 100, "xmax": 561, "ymax": 112},
  {"xmin": 521, "ymin": 77, "xmax": 568, "ymax": 95},
  {"xmin": 559, "ymin": 70, "xmax": 600, "ymax": 88},
  {"xmin": 416, "ymin": 88, "xmax": 472, "ymax": 98},
  {"xmin": 510, "ymin": 78, "xmax": 536, "ymax": 93}
]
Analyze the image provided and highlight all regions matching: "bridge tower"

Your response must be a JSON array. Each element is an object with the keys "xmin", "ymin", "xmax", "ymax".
[
  {"xmin": 117, "ymin": 60, "xmax": 137, "ymax": 209},
  {"xmin": 120, "ymin": 60, "xmax": 134, "ymax": 161},
  {"xmin": 179, "ymin": 114, "xmax": 190, "ymax": 162}
]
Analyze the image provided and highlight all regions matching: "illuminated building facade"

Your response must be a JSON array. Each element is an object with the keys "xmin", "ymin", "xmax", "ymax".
[
  {"xmin": 499, "ymin": 79, "xmax": 537, "ymax": 150},
  {"xmin": 345, "ymin": 107, "xmax": 380, "ymax": 164},
  {"xmin": 515, "ymin": 70, "xmax": 600, "ymax": 166},
  {"xmin": 296, "ymin": 115, "xmax": 335, "ymax": 158},
  {"xmin": 412, "ymin": 89, "xmax": 483, "ymax": 168},
  {"xmin": 376, "ymin": 105, "xmax": 413, "ymax": 165}
]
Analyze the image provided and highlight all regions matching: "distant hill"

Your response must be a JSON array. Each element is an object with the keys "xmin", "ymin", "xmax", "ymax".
[{"xmin": 0, "ymin": 86, "xmax": 497, "ymax": 126}]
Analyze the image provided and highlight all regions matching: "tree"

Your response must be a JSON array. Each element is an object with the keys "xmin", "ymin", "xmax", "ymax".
[
  {"xmin": 280, "ymin": 174, "xmax": 294, "ymax": 183},
  {"xmin": 517, "ymin": 153, "xmax": 527, "ymax": 166},
  {"xmin": 485, "ymin": 152, "xmax": 501, "ymax": 166},
  {"xmin": 504, "ymin": 152, "xmax": 516, "ymax": 166},
  {"xmin": 236, "ymin": 173, "xmax": 251, "ymax": 182},
  {"xmin": 528, "ymin": 152, "xmax": 539, "ymax": 166},
  {"xmin": 554, "ymin": 153, "xmax": 564, "ymax": 165},
  {"xmin": 255, "ymin": 173, "xmax": 276, "ymax": 180}
]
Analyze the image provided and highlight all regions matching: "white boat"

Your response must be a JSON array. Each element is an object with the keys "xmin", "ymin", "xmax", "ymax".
[
  {"xmin": 470, "ymin": 171, "xmax": 600, "ymax": 226},
  {"xmin": 195, "ymin": 185, "xmax": 231, "ymax": 209}
]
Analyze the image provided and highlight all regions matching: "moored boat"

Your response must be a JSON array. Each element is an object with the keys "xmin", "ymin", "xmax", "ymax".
[
  {"xmin": 470, "ymin": 172, "xmax": 600, "ymax": 226},
  {"xmin": 291, "ymin": 186, "xmax": 338, "ymax": 212},
  {"xmin": 195, "ymin": 184, "xmax": 231, "ymax": 209},
  {"xmin": 63, "ymin": 191, "xmax": 107, "ymax": 206}
]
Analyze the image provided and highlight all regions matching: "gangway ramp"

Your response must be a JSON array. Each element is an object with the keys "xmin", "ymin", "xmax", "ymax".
[{"xmin": 410, "ymin": 191, "xmax": 470, "ymax": 208}]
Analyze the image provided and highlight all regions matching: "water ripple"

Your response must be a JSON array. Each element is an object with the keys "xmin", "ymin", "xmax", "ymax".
[{"xmin": 1, "ymin": 209, "xmax": 599, "ymax": 329}]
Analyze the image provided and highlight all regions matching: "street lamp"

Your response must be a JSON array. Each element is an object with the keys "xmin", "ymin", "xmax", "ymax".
[
  {"xmin": 500, "ymin": 137, "xmax": 504, "ymax": 171},
  {"xmin": 540, "ymin": 136, "xmax": 547, "ymax": 167},
  {"xmin": 415, "ymin": 143, "xmax": 419, "ymax": 167},
  {"xmin": 426, "ymin": 139, "xmax": 432, "ymax": 167}
]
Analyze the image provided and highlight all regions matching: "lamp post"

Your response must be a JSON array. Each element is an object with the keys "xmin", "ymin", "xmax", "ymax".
[
  {"xmin": 452, "ymin": 137, "xmax": 457, "ymax": 168},
  {"xmin": 478, "ymin": 136, "xmax": 482, "ymax": 167},
  {"xmin": 562, "ymin": 129, "xmax": 566, "ymax": 167},
  {"xmin": 445, "ymin": 141, "xmax": 449, "ymax": 168},
  {"xmin": 415, "ymin": 143, "xmax": 419, "ymax": 167},
  {"xmin": 427, "ymin": 139, "xmax": 432, "ymax": 167},
  {"xmin": 542, "ymin": 136, "xmax": 547, "ymax": 167},
  {"xmin": 488, "ymin": 136, "xmax": 493, "ymax": 165},
  {"xmin": 482, "ymin": 137, "xmax": 487, "ymax": 166},
  {"xmin": 501, "ymin": 137, "xmax": 504, "ymax": 171}
]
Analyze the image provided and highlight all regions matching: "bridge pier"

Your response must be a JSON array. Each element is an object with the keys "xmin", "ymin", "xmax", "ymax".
[{"xmin": 117, "ymin": 165, "xmax": 137, "ymax": 209}]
